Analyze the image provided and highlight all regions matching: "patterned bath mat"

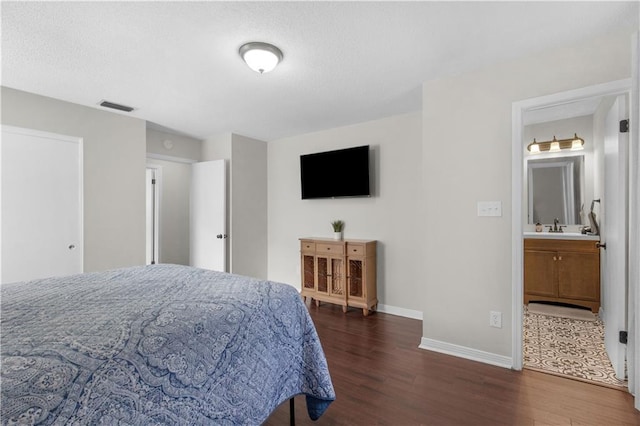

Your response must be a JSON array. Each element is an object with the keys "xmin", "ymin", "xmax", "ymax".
[
  {"xmin": 524, "ymin": 307, "xmax": 627, "ymax": 390},
  {"xmin": 527, "ymin": 302, "xmax": 596, "ymax": 322}
]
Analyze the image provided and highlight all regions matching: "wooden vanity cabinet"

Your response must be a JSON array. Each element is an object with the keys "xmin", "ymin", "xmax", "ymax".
[
  {"xmin": 300, "ymin": 238, "xmax": 377, "ymax": 316},
  {"xmin": 524, "ymin": 238, "xmax": 600, "ymax": 312}
]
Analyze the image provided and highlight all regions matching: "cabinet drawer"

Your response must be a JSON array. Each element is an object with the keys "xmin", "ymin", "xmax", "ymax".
[
  {"xmin": 346, "ymin": 244, "xmax": 365, "ymax": 256},
  {"xmin": 524, "ymin": 238, "xmax": 599, "ymax": 253},
  {"xmin": 317, "ymin": 243, "xmax": 344, "ymax": 255},
  {"xmin": 301, "ymin": 241, "xmax": 316, "ymax": 252}
]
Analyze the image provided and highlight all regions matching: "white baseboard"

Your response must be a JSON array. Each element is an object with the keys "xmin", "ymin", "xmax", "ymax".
[
  {"xmin": 419, "ymin": 337, "xmax": 513, "ymax": 369},
  {"xmin": 377, "ymin": 304, "xmax": 423, "ymax": 320}
]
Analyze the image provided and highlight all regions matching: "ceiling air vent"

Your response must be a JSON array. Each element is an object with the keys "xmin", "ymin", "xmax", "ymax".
[{"xmin": 99, "ymin": 100, "xmax": 135, "ymax": 112}]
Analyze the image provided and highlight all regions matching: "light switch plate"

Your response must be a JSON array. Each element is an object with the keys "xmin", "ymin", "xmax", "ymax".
[{"xmin": 477, "ymin": 201, "xmax": 502, "ymax": 217}]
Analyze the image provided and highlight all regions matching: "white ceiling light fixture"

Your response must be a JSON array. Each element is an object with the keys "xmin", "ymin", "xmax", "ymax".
[{"xmin": 239, "ymin": 42, "xmax": 283, "ymax": 74}]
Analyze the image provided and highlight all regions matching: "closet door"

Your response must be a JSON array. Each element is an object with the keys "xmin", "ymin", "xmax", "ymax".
[{"xmin": 1, "ymin": 126, "xmax": 83, "ymax": 283}]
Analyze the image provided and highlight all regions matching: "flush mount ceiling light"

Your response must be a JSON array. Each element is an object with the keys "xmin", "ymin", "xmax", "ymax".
[
  {"xmin": 527, "ymin": 133, "xmax": 584, "ymax": 154},
  {"xmin": 239, "ymin": 42, "xmax": 283, "ymax": 74}
]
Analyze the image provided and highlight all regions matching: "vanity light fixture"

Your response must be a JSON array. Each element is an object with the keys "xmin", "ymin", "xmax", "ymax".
[
  {"xmin": 527, "ymin": 133, "xmax": 584, "ymax": 154},
  {"xmin": 239, "ymin": 42, "xmax": 283, "ymax": 74}
]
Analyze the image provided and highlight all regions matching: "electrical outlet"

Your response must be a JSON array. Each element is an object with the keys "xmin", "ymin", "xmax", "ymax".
[{"xmin": 490, "ymin": 311, "xmax": 502, "ymax": 328}]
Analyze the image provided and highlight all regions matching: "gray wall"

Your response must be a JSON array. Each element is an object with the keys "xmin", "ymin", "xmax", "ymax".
[
  {"xmin": 231, "ymin": 134, "xmax": 268, "ymax": 279},
  {"xmin": 421, "ymin": 28, "xmax": 632, "ymax": 358},
  {"xmin": 1, "ymin": 87, "xmax": 147, "ymax": 271},
  {"xmin": 267, "ymin": 112, "xmax": 423, "ymax": 316},
  {"xmin": 147, "ymin": 126, "xmax": 202, "ymax": 161},
  {"xmin": 146, "ymin": 127, "xmax": 202, "ymax": 266},
  {"xmin": 145, "ymin": 158, "xmax": 192, "ymax": 265}
]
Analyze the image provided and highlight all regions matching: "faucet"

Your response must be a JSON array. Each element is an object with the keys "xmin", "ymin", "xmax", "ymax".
[{"xmin": 547, "ymin": 218, "xmax": 565, "ymax": 233}]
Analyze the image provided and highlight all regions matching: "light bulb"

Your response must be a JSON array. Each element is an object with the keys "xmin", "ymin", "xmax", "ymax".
[
  {"xmin": 571, "ymin": 134, "xmax": 584, "ymax": 150},
  {"xmin": 242, "ymin": 49, "xmax": 279, "ymax": 73}
]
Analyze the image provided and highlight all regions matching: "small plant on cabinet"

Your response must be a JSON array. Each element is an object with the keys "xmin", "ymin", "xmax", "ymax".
[{"xmin": 331, "ymin": 220, "xmax": 344, "ymax": 240}]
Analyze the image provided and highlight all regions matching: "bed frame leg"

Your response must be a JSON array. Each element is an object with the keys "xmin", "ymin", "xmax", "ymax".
[{"xmin": 289, "ymin": 398, "xmax": 295, "ymax": 426}]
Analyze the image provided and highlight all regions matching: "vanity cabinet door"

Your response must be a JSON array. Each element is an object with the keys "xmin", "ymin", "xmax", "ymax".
[
  {"xmin": 524, "ymin": 249, "xmax": 557, "ymax": 298},
  {"xmin": 558, "ymin": 251, "xmax": 600, "ymax": 302},
  {"xmin": 524, "ymin": 238, "xmax": 600, "ymax": 312}
]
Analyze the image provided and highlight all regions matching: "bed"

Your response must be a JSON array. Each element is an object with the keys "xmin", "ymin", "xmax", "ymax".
[{"xmin": 0, "ymin": 264, "xmax": 335, "ymax": 425}]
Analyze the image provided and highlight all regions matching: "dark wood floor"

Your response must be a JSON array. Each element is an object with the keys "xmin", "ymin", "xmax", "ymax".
[{"xmin": 264, "ymin": 303, "xmax": 640, "ymax": 426}]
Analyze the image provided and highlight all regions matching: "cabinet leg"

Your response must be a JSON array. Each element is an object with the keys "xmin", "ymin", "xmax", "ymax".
[
  {"xmin": 363, "ymin": 308, "xmax": 369, "ymax": 316},
  {"xmin": 315, "ymin": 300, "xmax": 320, "ymax": 307},
  {"xmin": 342, "ymin": 305, "xmax": 347, "ymax": 313}
]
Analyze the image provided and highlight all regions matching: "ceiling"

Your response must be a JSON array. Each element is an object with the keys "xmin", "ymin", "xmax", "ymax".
[{"xmin": 2, "ymin": 1, "xmax": 638, "ymax": 142}]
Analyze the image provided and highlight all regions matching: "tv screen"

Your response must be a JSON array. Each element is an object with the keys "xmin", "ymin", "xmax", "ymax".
[{"xmin": 300, "ymin": 145, "xmax": 370, "ymax": 199}]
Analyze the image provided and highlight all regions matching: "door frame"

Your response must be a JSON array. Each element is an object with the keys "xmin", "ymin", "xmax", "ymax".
[
  {"xmin": 145, "ymin": 164, "xmax": 162, "ymax": 265},
  {"xmin": 511, "ymin": 79, "xmax": 632, "ymax": 371}
]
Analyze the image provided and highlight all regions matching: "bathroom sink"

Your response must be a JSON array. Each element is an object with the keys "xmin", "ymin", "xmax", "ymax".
[{"xmin": 523, "ymin": 231, "xmax": 600, "ymax": 241}]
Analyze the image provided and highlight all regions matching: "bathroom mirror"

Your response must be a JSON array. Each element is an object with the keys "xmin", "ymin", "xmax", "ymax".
[{"xmin": 527, "ymin": 155, "xmax": 584, "ymax": 225}]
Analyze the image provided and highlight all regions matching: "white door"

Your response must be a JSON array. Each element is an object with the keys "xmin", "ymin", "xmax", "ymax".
[
  {"xmin": 602, "ymin": 95, "xmax": 629, "ymax": 380},
  {"xmin": 190, "ymin": 160, "xmax": 226, "ymax": 272},
  {"xmin": 630, "ymin": 29, "xmax": 640, "ymax": 409},
  {"xmin": 1, "ymin": 126, "xmax": 83, "ymax": 283}
]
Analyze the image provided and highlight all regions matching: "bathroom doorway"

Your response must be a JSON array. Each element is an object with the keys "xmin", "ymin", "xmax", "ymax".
[{"xmin": 511, "ymin": 79, "xmax": 632, "ymax": 389}]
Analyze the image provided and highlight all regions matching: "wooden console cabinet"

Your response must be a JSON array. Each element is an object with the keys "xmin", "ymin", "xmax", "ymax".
[
  {"xmin": 300, "ymin": 238, "xmax": 377, "ymax": 316},
  {"xmin": 524, "ymin": 238, "xmax": 600, "ymax": 312}
]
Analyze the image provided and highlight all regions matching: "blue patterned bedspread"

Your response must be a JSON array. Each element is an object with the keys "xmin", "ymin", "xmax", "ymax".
[{"xmin": 1, "ymin": 264, "xmax": 335, "ymax": 425}]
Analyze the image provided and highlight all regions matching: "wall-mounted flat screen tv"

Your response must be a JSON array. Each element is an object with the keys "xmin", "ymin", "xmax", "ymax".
[{"xmin": 300, "ymin": 145, "xmax": 370, "ymax": 199}]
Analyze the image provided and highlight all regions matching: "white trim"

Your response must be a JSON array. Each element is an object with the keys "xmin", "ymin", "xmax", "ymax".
[
  {"xmin": 145, "ymin": 164, "xmax": 162, "ymax": 264},
  {"xmin": 419, "ymin": 337, "xmax": 513, "ymax": 369},
  {"xmin": 511, "ymin": 99, "xmax": 524, "ymax": 371},
  {"xmin": 1, "ymin": 125, "xmax": 81, "ymax": 144},
  {"xmin": 511, "ymin": 79, "xmax": 632, "ymax": 374},
  {"xmin": 377, "ymin": 304, "xmax": 423, "ymax": 320},
  {"xmin": 78, "ymin": 137, "xmax": 84, "ymax": 274},
  {"xmin": 146, "ymin": 153, "xmax": 197, "ymax": 164}
]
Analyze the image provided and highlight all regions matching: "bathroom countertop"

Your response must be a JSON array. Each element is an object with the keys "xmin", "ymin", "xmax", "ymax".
[{"xmin": 523, "ymin": 231, "xmax": 600, "ymax": 241}]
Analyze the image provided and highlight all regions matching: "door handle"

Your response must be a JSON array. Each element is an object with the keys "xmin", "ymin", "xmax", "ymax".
[
  {"xmin": 68, "ymin": 244, "xmax": 76, "ymax": 250},
  {"xmin": 597, "ymin": 242, "xmax": 606, "ymax": 250},
  {"xmin": 216, "ymin": 234, "xmax": 228, "ymax": 239}
]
